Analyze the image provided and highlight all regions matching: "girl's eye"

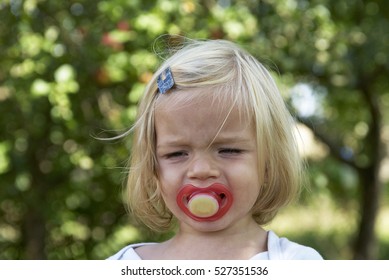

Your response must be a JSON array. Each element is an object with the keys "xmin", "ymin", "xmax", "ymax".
[
  {"xmin": 165, "ymin": 151, "xmax": 187, "ymax": 159},
  {"xmin": 219, "ymin": 148, "xmax": 243, "ymax": 154}
]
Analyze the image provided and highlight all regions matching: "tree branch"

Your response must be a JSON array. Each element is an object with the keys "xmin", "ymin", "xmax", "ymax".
[
  {"xmin": 357, "ymin": 69, "xmax": 383, "ymax": 166},
  {"xmin": 296, "ymin": 115, "xmax": 362, "ymax": 172}
]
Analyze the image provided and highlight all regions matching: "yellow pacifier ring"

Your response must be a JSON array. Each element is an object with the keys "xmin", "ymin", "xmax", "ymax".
[{"xmin": 187, "ymin": 194, "xmax": 219, "ymax": 218}]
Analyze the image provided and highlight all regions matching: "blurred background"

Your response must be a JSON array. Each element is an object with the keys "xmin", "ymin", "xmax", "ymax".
[{"xmin": 0, "ymin": 0, "xmax": 388, "ymax": 260}]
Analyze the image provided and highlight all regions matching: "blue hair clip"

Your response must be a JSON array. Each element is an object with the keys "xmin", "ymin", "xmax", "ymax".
[{"xmin": 157, "ymin": 67, "xmax": 175, "ymax": 94}]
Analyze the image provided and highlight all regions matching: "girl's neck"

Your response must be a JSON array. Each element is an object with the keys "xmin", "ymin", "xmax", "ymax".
[{"xmin": 137, "ymin": 219, "xmax": 268, "ymax": 260}]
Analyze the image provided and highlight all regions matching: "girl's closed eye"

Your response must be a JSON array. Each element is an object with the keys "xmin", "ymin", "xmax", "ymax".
[
  {"xmin": 165, "ymin": 151, "xmax": 188, "ymax": 159},
  {"xmin": 219, "ymin": 148, "xmax": 243, "ymax": 155}
]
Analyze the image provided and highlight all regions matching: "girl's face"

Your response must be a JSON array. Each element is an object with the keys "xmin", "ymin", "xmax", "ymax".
[{"xmin": 155, "ymin": 89, "xmax": 264, "ymax": 232}]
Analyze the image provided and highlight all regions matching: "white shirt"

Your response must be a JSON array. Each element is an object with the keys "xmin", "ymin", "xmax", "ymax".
[{"xmin": 107, "ymin": 230, "xmax": 323, "ymax": 260}]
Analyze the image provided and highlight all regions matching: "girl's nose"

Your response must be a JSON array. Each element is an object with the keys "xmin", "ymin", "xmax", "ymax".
[{"xmin": 187, "ymin": 155, "xmax": 221, "ymax": 181}]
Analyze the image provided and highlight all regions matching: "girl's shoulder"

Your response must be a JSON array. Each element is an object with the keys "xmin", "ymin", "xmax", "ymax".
[
  {"xmin": 267, "ymin": 230, "xmax": 323, "ymax": 260},
  {"xmin": 106, "ymin": 242, "xmax": 157, "ymax": 260}
]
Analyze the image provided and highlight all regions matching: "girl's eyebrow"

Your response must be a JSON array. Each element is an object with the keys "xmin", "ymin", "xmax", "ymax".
[
  {"xmin": 156, "ymin": 138, "xmax": 189, "ymax": 149},
  {"xmin": 156, "ymin": 133, "xmax": 254, "ymax": 150},
  {"xmin": 203, "ymin": 131, "xmax": 253, "ymax": 149},
  {"xmin": 210, "ymin": 131, "xmax": 254, "ymax": 143},
  {"xmin": 208, "ymin": 137, "xmax": 254, "ymax": 148}
]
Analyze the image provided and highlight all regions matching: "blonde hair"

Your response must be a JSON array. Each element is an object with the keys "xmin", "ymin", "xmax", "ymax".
[{"xmin": 125, "ymin": 38, "xmax": 302, "ymax": 232}]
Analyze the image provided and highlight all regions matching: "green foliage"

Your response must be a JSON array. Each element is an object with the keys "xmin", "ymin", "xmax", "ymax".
[{"xmin": 0, "ymin": 0, "xmax": 388, "ymax": 259}]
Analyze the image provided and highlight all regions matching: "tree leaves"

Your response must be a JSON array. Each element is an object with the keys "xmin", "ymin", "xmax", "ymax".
[{"xmin": 0, "ymin": 0, "xmax": 388, "ymax": 259}]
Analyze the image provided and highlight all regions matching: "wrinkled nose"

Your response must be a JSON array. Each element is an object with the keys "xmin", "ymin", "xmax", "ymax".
[{"xmin": 187, "ymin": 155, "xmax": 221, "ymax": 182}]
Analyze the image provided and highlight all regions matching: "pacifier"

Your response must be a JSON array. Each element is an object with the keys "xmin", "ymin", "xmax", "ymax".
[{"xmin": 176, "ymin": 183, "xmax": 233, "ymax": 222}]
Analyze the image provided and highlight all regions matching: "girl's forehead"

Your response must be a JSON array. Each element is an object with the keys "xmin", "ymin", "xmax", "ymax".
[
  {"xmin": 155, "ymin": 87, "xmax": 212, "ymax": 109},
  {"xmin": 155, "ymin": 86, "xmax": 243, "ymax": 115},
  {"xmin": 154, "ymin": 95, "xmax": 255, "ymax": 148},
  {"xmin": 154, "ymin": 87, "xmax": 255, "ymax": 137}
]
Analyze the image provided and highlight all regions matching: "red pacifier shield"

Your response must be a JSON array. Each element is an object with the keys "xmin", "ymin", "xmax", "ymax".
[{"xmin": 176, "ymin": 183, "xmax": 233, "ymax": 222}]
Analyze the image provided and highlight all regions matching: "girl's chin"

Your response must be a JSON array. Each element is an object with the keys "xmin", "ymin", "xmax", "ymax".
[{"xmin": 180, "ymin": 217, "xmax": 232, "ymax": 233}]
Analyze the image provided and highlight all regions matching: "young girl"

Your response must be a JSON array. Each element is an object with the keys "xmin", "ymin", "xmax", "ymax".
[{"xmin": 108, "ymin": 38, "xmax": 322, "ymax": 260}]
